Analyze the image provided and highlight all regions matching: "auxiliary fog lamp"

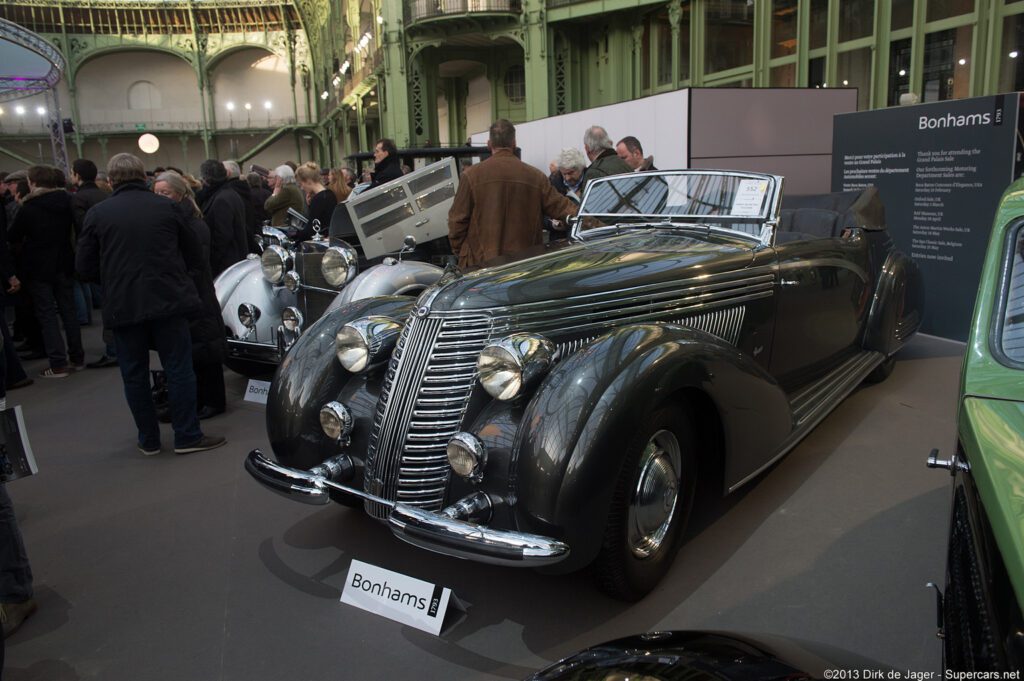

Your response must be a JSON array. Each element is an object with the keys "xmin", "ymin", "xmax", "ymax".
[{"xmin": 447, "ymin": 432, "xmax": 487, "ymax": 482}]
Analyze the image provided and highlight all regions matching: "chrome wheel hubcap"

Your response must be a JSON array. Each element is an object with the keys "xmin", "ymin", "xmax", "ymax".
[{"xmin": 628, "ymin": 429, "xmax": 682, "ymax": 559}]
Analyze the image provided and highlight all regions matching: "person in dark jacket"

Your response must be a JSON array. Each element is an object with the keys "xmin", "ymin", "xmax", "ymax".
[
  {"xmin": 0, "ymin": 188, "xmax": 31, "ymax": 393},
  {"xmin": 223, "ymin": 161, "xmax": 259, "ymax": 253},
  {"xmin": 615, "ymin": 136, "xmax": 658, "ymax": 172},
  {"xmin": 77, "ymin": 153, "xmax": 225, "ymax": 456},
  {"xmin": 369, "ymin": 138, "xmax": 403, "ymax": 189},
  {"xmin": 71, "ymin": 158, "xmax": 117, "ymax": 368},
  {"xmin": 580, "ymin": 125, "xmax": 633, "ymax": 192},
  {"xmin": 8, "ymin": 165, "xmax": 84, "ymax": 378},
  {"xmin": 294, "ymin": 162, "xmax": 337, "ymax": 241},
  {"xmin": 247, "ymin": 172, "xmax": 271, "ymax": 226},
  {"xmin": 195, "ymin": 159, "xmax": 247, "ymax": 277},
  {"xmin": 154, "ymin": 171, "xmax": 226, "ymax": 420}
]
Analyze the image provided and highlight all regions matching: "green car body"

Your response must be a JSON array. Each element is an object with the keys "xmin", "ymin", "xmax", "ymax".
[{"xmin": 941, "ymin": 178, "xmax": 1024, "ymax": 669}]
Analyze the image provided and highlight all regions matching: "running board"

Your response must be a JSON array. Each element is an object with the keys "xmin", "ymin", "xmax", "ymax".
[{"xmin": 728, "ymin": 350, "xmax": 884, "ymax": 493}]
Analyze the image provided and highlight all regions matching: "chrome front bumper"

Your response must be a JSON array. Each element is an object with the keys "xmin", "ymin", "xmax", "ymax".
[
  {"xmin": 226, "ymin": 338, "xmax": 282, "ymax": 365},
  {"xmin": 244, "ymin": 449, "xmax": 570, "ymax": 567}
]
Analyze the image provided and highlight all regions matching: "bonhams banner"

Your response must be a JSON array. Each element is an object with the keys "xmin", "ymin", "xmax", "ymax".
[{"xmin": 832, "ymin": 93, "xmax": 1022, "ymax": 341}]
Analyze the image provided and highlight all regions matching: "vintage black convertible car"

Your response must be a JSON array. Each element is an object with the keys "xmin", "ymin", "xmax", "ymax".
[{"xmin": 245, "ymin": 170, "xmax": 923, "ymax": 600}]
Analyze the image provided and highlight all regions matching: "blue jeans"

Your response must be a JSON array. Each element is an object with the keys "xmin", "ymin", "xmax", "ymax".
[
  {"xmin": 28, "ymin": 274, "xmax": 84, "ymax": 371},
  {"xmin": 73, "ymin": 280, "xmax": 92, "ymax": 326},
  {"xmin": 113, "ymin": 317, "xmax": 203, "ymax": 450},
  {"xmin": 0, "ymin": 484, "xmax": 33, "ymax": 603}
]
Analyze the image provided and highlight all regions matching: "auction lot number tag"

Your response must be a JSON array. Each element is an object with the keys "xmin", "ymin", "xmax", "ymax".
[
  {"xmin": 243, "ymin": 379, "xmax": 271, "ymax": 405},
  {"xmin": 341, "ymin": 559, "xmax": 453, "ymax": 636}
]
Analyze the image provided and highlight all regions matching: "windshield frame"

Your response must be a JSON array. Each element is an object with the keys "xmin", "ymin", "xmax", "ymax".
[{"xmin": 571, "ymin": 169, "xmax": 783, "ymax": 246}]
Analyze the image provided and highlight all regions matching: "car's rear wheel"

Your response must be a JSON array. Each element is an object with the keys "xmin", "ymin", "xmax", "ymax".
[
  {"xmin": 595, "ymin": 404, "xmax": 696, "ymax": 601},
  {"xmin": 944, "ymin": 486, "xmax": 1002, "ymax": 669}
]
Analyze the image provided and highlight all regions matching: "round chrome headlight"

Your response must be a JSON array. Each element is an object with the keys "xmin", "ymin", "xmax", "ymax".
[
  {"xmin": 477, "ymin": 333, "xmax": 555, "ymax": 401},
  {"xmin": 447, "ymin": 432, "xmax": 487, "ymax": 482},
  {"xmin": 322, "ymin": 244, "xmax": 359, "ymax": 287},
  {"xmin": 261, "ymin": 245, "xmax": 291, "ymax": 284},
  {"xmin": 237, "ymin": 303, "xmax": 261, "ymax": 329},
  {"xmin": 283, "ymin": 271, "xmax": 301, "ymax": 292},
  {"xmin": 282, "ymin": 307, "xmax": 303, "ymax": 332},
  {"xmin": 319, "ymin": 401, "xmax": 353, "ymax": 440},
  {"xmin": 335, "ymin": 316, "xmax": 403, "ymax": 372}
]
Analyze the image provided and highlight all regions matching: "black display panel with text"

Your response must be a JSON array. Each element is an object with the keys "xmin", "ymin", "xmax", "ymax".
[{"xmin": 832, "ymin": 94, "xmax": 1021, "ymax": 341}]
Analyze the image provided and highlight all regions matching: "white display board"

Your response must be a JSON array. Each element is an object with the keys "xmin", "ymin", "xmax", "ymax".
[{"xmin": 471, "ymin": 89, "xmax": 691, "ymax": 174}]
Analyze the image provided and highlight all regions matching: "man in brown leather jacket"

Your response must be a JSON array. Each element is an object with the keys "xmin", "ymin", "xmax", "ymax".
[{"xmin": 448, "ymin": 119, "xmax": 577, "ymax": 270}]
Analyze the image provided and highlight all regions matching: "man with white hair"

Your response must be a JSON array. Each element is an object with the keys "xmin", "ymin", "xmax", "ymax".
[
  {"xmin": 581, "ymin": 125, "xmax": 632, "ymax": 192},
  {"xmin": 557, "ymin": 147, "xmax": 588, "ymax": 197},
  {"xmin": 264, "ymin": 164, "xmax": 304, "ymax": 227}
]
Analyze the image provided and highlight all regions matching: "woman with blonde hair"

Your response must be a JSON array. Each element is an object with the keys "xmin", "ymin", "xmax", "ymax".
[
  {"xmin": 327, "ymin": 167, "xmax": 353, "ymax": 204},
  {"xmin": 152, "ymin": 170, "xmax": 225, "ymax": 420},
  {"xmin": 294, "ymin": 161, "xmax": 337, "ymax": 241}
]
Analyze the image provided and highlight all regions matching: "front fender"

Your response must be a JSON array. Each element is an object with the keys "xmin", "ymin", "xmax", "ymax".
[
  {"xmin": 267, "ymin": 296, "xmax": 414, "ymax": 470},
  {"xmin": 515, "ymin": 323, "xmax": 791, "ymax": 571},
  {"xmin": 329, "ymin": 260, "xmax": 445, "ymax": 311},
  {"xmin": 214, "ymin": 257, "xmax": 295, "ymax": 341},
  {"xmin": 864, "ymin": 250, "xmax": 924, "ymax": 355}
]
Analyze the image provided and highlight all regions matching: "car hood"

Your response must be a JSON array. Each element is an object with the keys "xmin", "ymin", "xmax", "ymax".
[{"xmin": 425, "ymin": 228, "xmax": 758, "ymax": 312}]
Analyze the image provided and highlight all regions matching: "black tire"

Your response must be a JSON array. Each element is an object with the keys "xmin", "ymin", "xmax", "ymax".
[
  {"xmin": 864, "ymin": 354, "xmax": 895, "ymax": 384},
  {"xmin": 595, "ymin": 404, "xmax": 697, "ymax": 601},
  {"xmin": 943, "ymin": 487, "xmax": 1002, "ymax": 670}
]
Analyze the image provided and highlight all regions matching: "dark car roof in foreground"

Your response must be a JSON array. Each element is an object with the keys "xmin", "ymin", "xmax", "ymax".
[{"xmin": 526, "ymin": 630, "xmax": 893, "ymax": 680}]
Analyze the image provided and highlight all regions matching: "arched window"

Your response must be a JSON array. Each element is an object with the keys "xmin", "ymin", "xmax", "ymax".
[{"xmin": 127, "ymin": 80, "xmax": 161, "ymax": 110}]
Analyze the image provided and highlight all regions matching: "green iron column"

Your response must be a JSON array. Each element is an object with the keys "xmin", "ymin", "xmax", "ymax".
[
  {"xmin": 522, "ymin": 0, "xmax": 550, "ymax": 121},
  {"xmin": 380, "ymin": 20, "xmax": 412, "ymax": 147},
  {"xmin": 669, "ymin": 0, "xmax": 682, "ymax": 88}
]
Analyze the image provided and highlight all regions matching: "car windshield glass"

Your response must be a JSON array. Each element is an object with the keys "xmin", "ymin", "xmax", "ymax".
[
  {"xmin": 579, "ymin": 172, "xmax": 774, "ymax": 220},
  {"xmin": 1000, "ymin": 223, "xmax": 1024, "ymax": 363}
]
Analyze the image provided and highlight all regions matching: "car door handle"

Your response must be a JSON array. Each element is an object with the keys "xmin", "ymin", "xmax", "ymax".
[{"xmin": 414, "ymin": 218, "xmax": 429, "ymax": 227}]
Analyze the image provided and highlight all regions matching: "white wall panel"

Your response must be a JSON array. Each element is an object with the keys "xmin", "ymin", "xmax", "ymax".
[{"xmin": 471, "ymin": 89, "xmax": 690, "ymax": 174}]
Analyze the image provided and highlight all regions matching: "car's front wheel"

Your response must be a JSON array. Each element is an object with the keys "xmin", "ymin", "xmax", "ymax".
[{"xmin": 595, "ymin": 404, "xmax": 696, "ymax": 601}]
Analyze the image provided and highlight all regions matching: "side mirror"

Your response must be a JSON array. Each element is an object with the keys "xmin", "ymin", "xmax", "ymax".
[{"xmin": 403, "ymin": 235, "xmax": 417, "ymax": 249}]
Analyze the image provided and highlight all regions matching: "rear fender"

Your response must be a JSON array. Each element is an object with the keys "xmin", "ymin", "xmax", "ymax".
[
  {"xmin": 863, "ymin": 251, "xmax": 924, "ymax": 355},
  {"xmin": 267, "ymin": 296, "xmax": 414, "ymax": 469},
  {"xmin": 515, "ymin": 323, "xmax": 791, "ymax": 570}
]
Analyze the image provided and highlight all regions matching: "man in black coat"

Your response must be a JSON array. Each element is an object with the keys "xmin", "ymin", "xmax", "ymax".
[
  {"xmin": 196, "ymin": 159, "xmax": 247, "ymax": 276},
  {"xmin": 369, "ymin": 138, "xmax": 403, "ymax": 189},
  {"xmin": 223, "ymin": 161, "xmax": 259, "ymax": 253},
  {"xmin": 8, "ymin": 166, "xmax": 84, "ymax": 378},
  {"xmin": 77, "ymin": 153, "xmax": 225, "ymax": 456},
  {"xmin": 70, "ymin": 158, "xmax": 117, "ymax": 368}
]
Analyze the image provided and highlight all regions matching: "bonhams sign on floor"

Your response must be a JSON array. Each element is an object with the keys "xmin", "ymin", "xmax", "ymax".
[{"xmin": 341, "ymin": 559, "xmax": 465, "ymax": 635}]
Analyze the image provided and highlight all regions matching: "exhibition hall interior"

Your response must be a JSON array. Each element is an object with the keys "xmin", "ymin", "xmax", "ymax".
[{"xmin": 1, "ymin": 0, "xmax": 1024, "ymax": 678}]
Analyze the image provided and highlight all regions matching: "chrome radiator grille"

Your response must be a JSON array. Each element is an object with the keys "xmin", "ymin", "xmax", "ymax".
[{"xmin": 364, "ymin": 313, "xmax": 491, "ymax": 518}]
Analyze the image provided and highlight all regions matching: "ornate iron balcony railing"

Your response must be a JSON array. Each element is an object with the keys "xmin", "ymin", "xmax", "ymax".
[{"xmin": 404, "ymin": 0, "xmax": 521, "ymax": 25}]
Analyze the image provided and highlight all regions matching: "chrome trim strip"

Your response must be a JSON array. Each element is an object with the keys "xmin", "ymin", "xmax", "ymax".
[
  {"xmin": 779, "ymin": 257, "xmax": 869, "ymax": 283},
  {"xmin": 727, "ymin": 350, "xmax": 884, "ymax": 493},
  {"xmin": 296, "ymin": 283, "xmax": 341, "ymax": 295}
]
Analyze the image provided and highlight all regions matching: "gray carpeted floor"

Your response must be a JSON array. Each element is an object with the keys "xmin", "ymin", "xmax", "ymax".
[{"xmin": 3, "ymin": 329, "xmax": 960, "ymax": 680}]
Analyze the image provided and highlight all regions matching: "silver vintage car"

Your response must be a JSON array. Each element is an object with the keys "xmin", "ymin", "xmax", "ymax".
[{"xmin": 216, "ymin": 158, "xmax": 459, "ymax": 377}]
